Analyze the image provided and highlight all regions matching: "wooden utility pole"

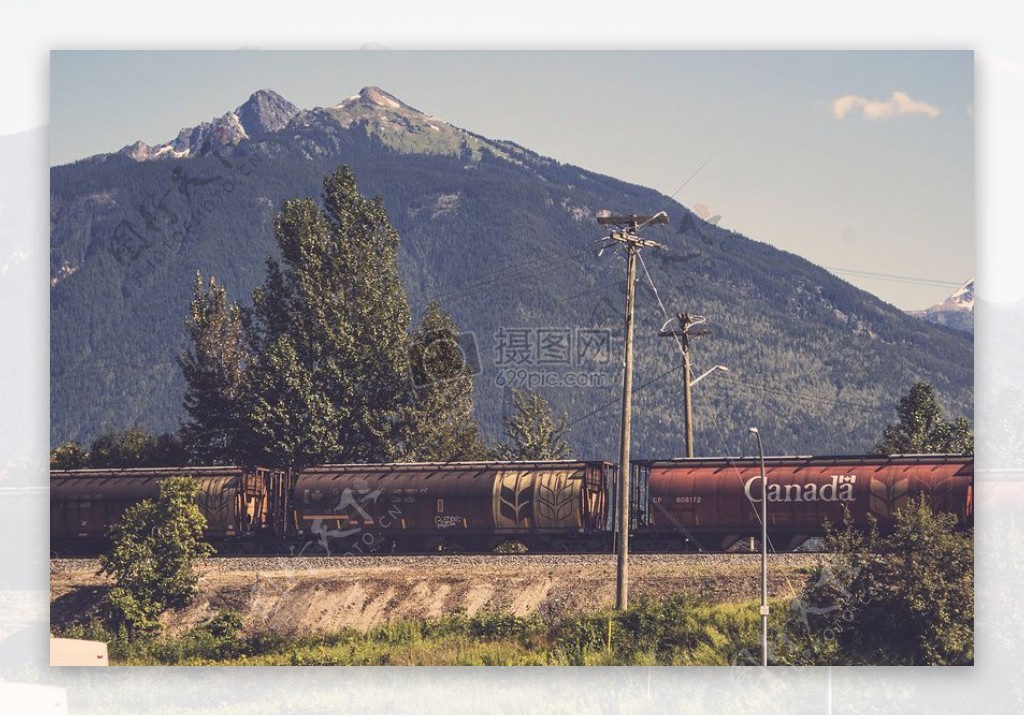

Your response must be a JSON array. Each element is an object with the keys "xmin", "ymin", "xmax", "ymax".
[
  {"xmin": 748, "ymin": 427, "xmax": 769, "ymax": 666},
  {"xmin": 596, "ymin": 212, "xmax": 668, "ymax": 610},
  {"xmin": 658, "ymin": 313, "xmax": 711, "ymax": 458}
]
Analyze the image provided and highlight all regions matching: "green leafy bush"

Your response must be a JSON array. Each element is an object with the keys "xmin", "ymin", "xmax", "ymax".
[
  {"xmin": 98, "ymin": 476, "xmax": 214, "ymax": 636},
  {"xmin": 778, "ymin": 497, "xmax": 974, "ymax": 665}
]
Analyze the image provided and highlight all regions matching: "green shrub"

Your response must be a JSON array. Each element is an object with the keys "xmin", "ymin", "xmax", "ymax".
[
  {"xmin": 553, "ymin": 613, "xmax": 606, "ymax": 663},
  {"xmin": 98, "ymin": 476, "xmax": 214, "ymax": 637},
  {"xmin": 778, "ymin": 497, "xmax": 974, "ymax": 665}
]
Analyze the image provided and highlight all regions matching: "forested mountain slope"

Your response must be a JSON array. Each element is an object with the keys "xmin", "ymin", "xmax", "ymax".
[{"xmin": 50, "ymin": 88, "xmax": 973, "ymax": 457}]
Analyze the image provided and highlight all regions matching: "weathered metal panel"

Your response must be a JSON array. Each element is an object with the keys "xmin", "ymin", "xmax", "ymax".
[
  {"xmin": 294, "ymin": 464, "xmax": 497, "ymax": 538},
  {"xmin": 641, "ymin": 456, "xmax": 973, "ymax": 542},
  {"xmin": 294, "ymin": 462, "xmax": 613, "ymax": 542},
  {"xmin": 534, "ymin": 470, "xmax": 583, "ymax": 530},
  {"xmin": 492, "ymin": 469, "xmax": 535, "ymax": 530},
  {"xmin": 49, "ymin": 467, "xmax": 258, "ymax": 541}
]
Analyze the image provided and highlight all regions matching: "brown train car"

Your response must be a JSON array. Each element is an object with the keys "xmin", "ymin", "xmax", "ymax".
[
  {"xmin": 50, "ymin": 466, "xmax": 286, "ymax": 552},
  {"xmin": 632, "ymin": 455, "xmax": 973, "ymax": 552},
  {"xmin": 291, "ymin": 461, "xmax": 616, "ymax": 553}
]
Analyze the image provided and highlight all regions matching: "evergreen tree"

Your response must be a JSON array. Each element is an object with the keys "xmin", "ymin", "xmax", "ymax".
[
  {"xmin": 245, "ymin": 166, "xmax": 413, "ymax": 467},
  {"xmin": 404, "ymin": 301, "xmax": 491, "ymax": 461},
  {"xmin": 934, "ymin": 416, "xmax": 975, "ymax": 455},
  {"xmin": 178, "ymin": 274, "xmax": 248, "ymax": 464},
  {"xmin": 874, "ymin": 382, "xmax": 974, "ymax": 455},
  {"xmin": 154, "ymin": 433, "xmax": 187, "ymax": 466},
  {"xmin": 500, "ymin": 388, "xmax": 572, "ymax": 460}
]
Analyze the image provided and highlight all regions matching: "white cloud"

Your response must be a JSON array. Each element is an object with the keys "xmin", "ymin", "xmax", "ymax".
[{"xmin": 831, "ymin": 91, "xmax": 942, "ymax": 121}]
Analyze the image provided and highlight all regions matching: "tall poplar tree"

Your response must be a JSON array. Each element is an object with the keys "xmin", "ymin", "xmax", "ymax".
[
  {"xmin": 179, "ymin": 166, "xmax": 490, "ymax": 467},
  {"xmin": 244, "ymin": 167, "xmax": 413, "ymax": 467}
]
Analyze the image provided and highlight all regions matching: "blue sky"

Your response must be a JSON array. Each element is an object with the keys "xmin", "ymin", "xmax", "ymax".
[{"xmin": 50, "ymin": 50, "xmax": 974, "ymax": 310}]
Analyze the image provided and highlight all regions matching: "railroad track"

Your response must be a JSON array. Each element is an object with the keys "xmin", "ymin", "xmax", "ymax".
[{"xmin": 51, "ymin": 552, "xmax": 825, "ymax": 574}]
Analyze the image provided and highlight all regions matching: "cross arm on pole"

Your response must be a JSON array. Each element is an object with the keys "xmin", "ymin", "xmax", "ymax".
[{"xmin": 597, "ymin": 212, "xmax": 670, "ymax": 229}]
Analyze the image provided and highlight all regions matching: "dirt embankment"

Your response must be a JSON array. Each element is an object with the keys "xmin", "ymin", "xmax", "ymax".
[{"xmin": 50, "ymin": 554, "xmax": 821, "ymax": 636}]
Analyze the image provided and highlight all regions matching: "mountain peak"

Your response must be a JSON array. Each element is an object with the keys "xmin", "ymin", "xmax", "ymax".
[
  {"xmin": 235, "ymin": 89, "xmax": 300, "ymax": 135},
  {"xmin": 947, "ymin": 278, "xmax": 975, "ymax": 310},
  {"xmin": 359, "ymin": 86, "xmax": 411, "ymax": 110},
  {"xmin": 921, "ymin": 278, "xmax": 974, "ymax": 313},
  {"xmin": 907, "ymin": 277, "xmax": 974, "ymax": 333},
  {"xmin": 334, "ymin": 86, "xmax": 421, "ymax": 114}
]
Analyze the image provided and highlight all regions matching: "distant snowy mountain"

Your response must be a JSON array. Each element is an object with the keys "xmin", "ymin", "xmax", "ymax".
[
  {"xmin": 109, "ymin": 86, "xmax": 507, "ymax": 164},
  {"xmin": 908, "ymin": 279, "xmax": 974, "ymax": 334}
]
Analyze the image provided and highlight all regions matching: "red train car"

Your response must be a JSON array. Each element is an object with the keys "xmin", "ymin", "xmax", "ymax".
[
  {"xmin": 632, "ymin": 455, "xmax": 973, "ymax": 552},
  {"xmin": 291, "ymin": 461, "xmax": 616, "ymax": 553}
]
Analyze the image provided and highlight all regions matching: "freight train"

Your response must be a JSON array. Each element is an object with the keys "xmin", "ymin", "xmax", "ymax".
[{"xmin": 49, "ymin": 455, "xmax": 973, "ymax": 555}]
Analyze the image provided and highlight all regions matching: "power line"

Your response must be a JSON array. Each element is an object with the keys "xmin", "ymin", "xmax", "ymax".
[
  {"xmin": 412, "ymin": 151, "xmax": 712, "ymax": 310},
  {"xmin": 823, "ymin": 266, "xmax": 965, "ymax": 289},
  {"xmin": 566, "ymin": 363, "xmax": 685, "ymax": 430},
  {"xmin": 655, "ymin": 152, "xmax": 718, "ymax": 212},
  {"xmin": 715, "ymin": 376, "xmax": 891, "ymax": 415},
  {"xmin": 633, "ymin": 250, "xmax": 894, "ymax": 419}
]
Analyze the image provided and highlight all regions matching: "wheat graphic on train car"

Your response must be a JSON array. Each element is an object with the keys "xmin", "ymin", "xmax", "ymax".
[
  {"xmin": 494, "ymin": 469, "xmax": 535, "ymax": 529},
  {"xmin": 535, "ymin": 470, "xmax": 583, "ymax": 529},
  {"xmin": 868, "ymin": 476, "xmax": 911, "ymax": 519}
]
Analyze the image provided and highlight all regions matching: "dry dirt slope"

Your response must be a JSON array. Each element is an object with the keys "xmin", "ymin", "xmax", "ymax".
[{"xmin": 50, "ymin": 554, "xmax": 821, "ymax": 636}]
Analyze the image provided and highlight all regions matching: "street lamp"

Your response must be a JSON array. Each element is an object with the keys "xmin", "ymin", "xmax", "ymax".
[
  {"xmin": 658, "ymin": 314, "xmax": 723, "ymax": 458},
  {"xmin": 689, "ymin": 364, "xmax": 729, "ymax": 388},
  {"xmin": 748, "ymin": 426, "xmax": 769, "ymax": 667}
]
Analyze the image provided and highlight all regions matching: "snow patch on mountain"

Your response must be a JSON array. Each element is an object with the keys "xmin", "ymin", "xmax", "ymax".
[
  {"xmin": 50, "ymin": 260, "xmax": 78, "ymax": 287},
  {"xmin": 912, "ymin": 279, "xmax": 974, "ymax": 314},
  {"xmin": 907, "ymin": 279, "xmax": 974, "ymax": 334},
  {"xmin": 943, "ymin": 279, "xmax": 974, "ymax": 311}
]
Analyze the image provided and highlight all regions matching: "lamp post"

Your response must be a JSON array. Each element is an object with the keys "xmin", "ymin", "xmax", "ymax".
[
  {"xmin": 657, "ymin": 315, "xmax": 722, "ymax": 457},
  {"xmin": 748, "ymin": 426, "xmax": 768, "ymax": 667},
  {"xmin": 689, "ymin": 364, "xmax": 729, "ymax": 388}
]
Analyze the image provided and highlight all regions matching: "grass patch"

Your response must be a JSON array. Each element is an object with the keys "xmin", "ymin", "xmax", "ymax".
[{"xmin": 55, "ymin": 595, "xmax": 783, "ymax": 666}]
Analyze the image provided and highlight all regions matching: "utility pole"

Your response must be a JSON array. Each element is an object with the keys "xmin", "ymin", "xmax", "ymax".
[
  {"xmin": 658, "ymin": 313, "xmax": 711, "ymax": 458},
  {"xmin": 596, "ymin": 212, "xmax": 668, "ymax": 610},
  {"xmin": 748, "ymin": 427, "xmax": 769, "ymax": 666}
]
